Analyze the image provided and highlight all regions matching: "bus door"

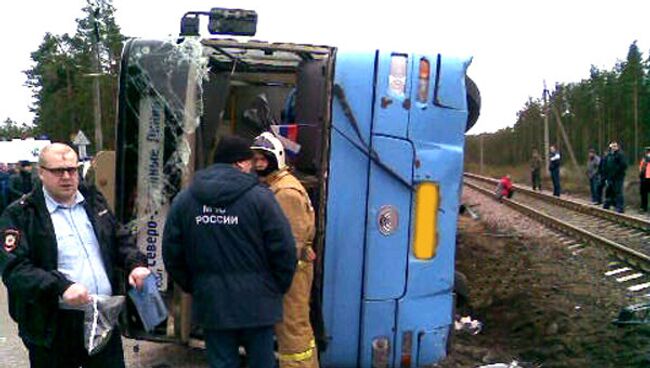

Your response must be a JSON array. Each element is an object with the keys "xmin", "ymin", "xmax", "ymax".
[
  {"xmin": 396, "ymin": 53, "xmax": 471, "ymax": 366},
  {"xmin": 115, "ymin": 38, "xmax": 204, "ymax": 342},
  {"xmin": 358, "ymin": 51, "xmax": 415, "ymax": 367},
  {"xmin": 320, "ymin": 51, "xmax": 376, "ymax": 367},
  {"xmin": 356, "ymin": 52, "xmax": 471, "ymax": 366}
]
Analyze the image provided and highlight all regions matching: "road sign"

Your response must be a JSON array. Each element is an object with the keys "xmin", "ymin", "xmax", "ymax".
[
  {"xmin": 73, "ymin": 130, "xmax": 91, "ymax": 159},
  {"xmin": 73, "ymin": 130, "xmax": 91, "ymax": 146}
]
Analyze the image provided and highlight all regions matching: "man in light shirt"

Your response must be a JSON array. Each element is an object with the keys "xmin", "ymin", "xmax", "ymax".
[
  {"xmin": 548, "ymin": 145, "xmax": 561, "ymax": 197},
  {"xmin": 0, "ymin": 143, "xmax": 149, "ymax": 367}
]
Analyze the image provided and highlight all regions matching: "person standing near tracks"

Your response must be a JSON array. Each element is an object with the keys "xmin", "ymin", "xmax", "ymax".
[
  {"xmin": 529, "ymin": 149, "xmax": 542, "ymax": 191},
  {"xmin": 638, "ymin": 146, "xmax": 650, "ymax": 212},
  {"xmin": 548, "ymin": 145, "xmax": 561, "ymax": 197},
  {"xmin": 597, "ymin": 149, "xmax": 608, "ymax": 206},
  {"xmin": 586, "ymin": 148, "xmax": 602, "ymax": 204},
  {"xmin": 251, "ymin": 132, "xmax": 320, "ymax": 368},
  {"xmin": 602, "ymin": 141, "xmax": 627, "ymax": 213}
]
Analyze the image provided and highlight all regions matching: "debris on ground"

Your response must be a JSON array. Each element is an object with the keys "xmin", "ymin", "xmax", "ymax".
[
  {"xmin": 438, "ymin": 188, "xmax": 650, "ymax": 367},
  {"xmin": 454, "ymin": 315, "xmax": 483, "ymax": 335},
  {"xmin": 477, "ymin": 362, "xmax": 521, "ymax": 368}
]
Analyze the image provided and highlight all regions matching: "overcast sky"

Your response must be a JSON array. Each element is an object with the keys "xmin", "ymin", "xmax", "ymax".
[{"xmin": 0, "ymin": 0, "xmax": 647, "ymax": 134}]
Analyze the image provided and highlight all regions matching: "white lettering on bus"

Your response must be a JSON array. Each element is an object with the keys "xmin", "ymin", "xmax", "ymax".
[{"xmin": 146, "ymin": 219, "xmax": 158, "ymax": 267}]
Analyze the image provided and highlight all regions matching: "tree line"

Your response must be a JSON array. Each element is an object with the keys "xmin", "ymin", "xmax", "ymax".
[
  {"xmin": 466, "ymin": 41, "xmax": 650, "ymax": 168},
  {"xmin": 17, "ymin": 0, "xmax": 123, "ymax": 151}
]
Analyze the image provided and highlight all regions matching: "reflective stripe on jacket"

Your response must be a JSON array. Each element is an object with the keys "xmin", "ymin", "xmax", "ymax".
[{"xmin": 639, "ymin": 158, "xmax": 650, "ymax": 179}]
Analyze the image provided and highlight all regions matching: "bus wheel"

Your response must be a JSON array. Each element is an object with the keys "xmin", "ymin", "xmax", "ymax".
[
  {"xmin": 454, "ymin": 270, "xmax": 470, "ymax": 311},
  {"xmin": 465, "ymin": 76, "xmax": 481, "ymax": 132}
]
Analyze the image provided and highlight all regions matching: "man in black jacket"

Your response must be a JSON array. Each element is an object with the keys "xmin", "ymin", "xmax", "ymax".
[
  {"xmin": 548, "ymin": 145, "xmax": 561, "ymax": 197},
  {"xmin": 7, "ymin": 160, "xmax": 35, "ymax": 204},
  {"xmin": 0, "ymin": 143, "xmax": 149, "ymax": 367},
  {"xmin": 602, "ymin": 141, "xmax": 628, "ymax": 213},
  {"xmin": 163, "ymin": 135, "xmax": 296, "ymax": 368}
]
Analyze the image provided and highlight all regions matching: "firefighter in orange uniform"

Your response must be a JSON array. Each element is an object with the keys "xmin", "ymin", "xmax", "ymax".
[
  {"xmin": 639, "ymin": 146, "xmax": 650, "ymax": 212},
  {"xmin": 251, "ymin": 132, "xmax": 319, "ymax": 368}
]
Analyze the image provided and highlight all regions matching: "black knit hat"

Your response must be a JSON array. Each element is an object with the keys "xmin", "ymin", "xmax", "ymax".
[{"xmin": 213, "ymin": 135, "xmax": 254, "ymax": 164}]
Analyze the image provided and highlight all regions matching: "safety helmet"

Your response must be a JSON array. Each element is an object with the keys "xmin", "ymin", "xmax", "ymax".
[{"xmin": 251, "ymin": 132, "xmax": 286, "ymax": 170}]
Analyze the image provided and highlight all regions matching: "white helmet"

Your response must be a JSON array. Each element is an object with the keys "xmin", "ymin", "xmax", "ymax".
[{"xmin": 251, "ymin": 132, "xmax": 286, "ymax": 170}]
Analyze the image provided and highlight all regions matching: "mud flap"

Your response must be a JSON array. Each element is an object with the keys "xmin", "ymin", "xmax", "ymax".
[{"xmin": 416, "ymin": 326, "xmax": 449, "ymax": 366}]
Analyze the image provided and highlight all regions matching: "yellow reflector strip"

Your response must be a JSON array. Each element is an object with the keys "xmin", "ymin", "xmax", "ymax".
[
  {"xmin": 278, "ymin": 339, "xmax": 316, "ymax": 362},
  {"xmin": 413, "ymin": 182, "xmax": 439, "ymax": 259}
]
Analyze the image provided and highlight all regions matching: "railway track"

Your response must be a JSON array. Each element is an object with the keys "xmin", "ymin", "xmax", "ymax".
[{"xmin": 463, "ymin": 173, "xmax": 650, "ymax": 276}]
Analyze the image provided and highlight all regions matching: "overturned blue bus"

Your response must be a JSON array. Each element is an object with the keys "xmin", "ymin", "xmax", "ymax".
[{"xmin": 114, "ymin": 8, "xmax": 480, "ymax": 367}]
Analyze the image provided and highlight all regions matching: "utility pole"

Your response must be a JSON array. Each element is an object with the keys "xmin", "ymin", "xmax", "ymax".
[
  {"xmin": 634, "ymin": 77, "xmax": 639, "ymax": 161},
  {"xmin": 595, "ymin": 95, "xmax": 602, "ymax": 151},
  {"xmin": 91, "ymin": 8, "xmax": 103, "ymax": 151},
  {"xmin": 551, "ymin": 105, "xmax": 583, "ymax": 183},
  {"xmin": 478, "ymin": 134, "xmax": 483, "ymax": 175},
  {"xmin": 543, "ymin": 81, "xmax": 550, "ymax": 176}
]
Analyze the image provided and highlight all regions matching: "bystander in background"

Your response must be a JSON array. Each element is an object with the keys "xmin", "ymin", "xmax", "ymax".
[
  {"xmin": 530, "ymin": 149, "xmax": 542, "ymax": 191},
  {"xmin": 586, "ymin": 148, "xmax": 602, "ymax": 204},
  {"xmin": 638, "ymin": 146, "xmax": 650, "ymax": 212}
]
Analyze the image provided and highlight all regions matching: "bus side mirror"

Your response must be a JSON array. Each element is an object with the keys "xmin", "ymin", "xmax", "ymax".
[
  {"xmin": 208, "ymin": 8, "xmax": 257, "ymax": 36},
  {"xmin": 179, "ymin": 8, "xmax": 257, "ymax": 37},
  {"xmin": 180, "ymin": 15, "xmax": 201, "ymax": 36}
]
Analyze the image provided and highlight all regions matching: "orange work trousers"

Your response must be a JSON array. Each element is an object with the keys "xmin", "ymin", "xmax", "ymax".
[{"xmin": 275, "ymin": 262, "xmax": 319, "ymax": 368}]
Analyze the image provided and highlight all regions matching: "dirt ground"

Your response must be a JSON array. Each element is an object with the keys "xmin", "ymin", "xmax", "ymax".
[
  {"xmin": 3, "ymin": 184, "xmax": 650, "ymax": 367},
  {"xmin": 438, "ymin": 189, "xmax": 650, "ymax": 368}
]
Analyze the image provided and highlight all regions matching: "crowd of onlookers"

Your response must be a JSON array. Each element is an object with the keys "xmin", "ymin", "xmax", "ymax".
[
  {"xmin": 495, "ymin": 141, "xmax": 650, "ymax": 215},
  {"xmin": 528, "ymin": 141, "xmax": 650, "ymax": 214},
  {"xmin": 0, "ymin": 160, "xmax": 38, "ymax": 214}
]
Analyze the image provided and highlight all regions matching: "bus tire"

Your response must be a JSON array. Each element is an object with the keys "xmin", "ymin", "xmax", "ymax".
[{"xmin": 465, "ymin": 76, "xmax": 481, "ymax": 132}]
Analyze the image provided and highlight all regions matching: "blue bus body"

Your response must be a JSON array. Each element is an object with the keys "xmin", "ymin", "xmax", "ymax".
[
  {"xmin": 114, "ymin": 36, "xmax": 474, "ymax": 367},
  {"xmin": 322, "ymin": 51, "xmax": 468, "ymax": 367}
]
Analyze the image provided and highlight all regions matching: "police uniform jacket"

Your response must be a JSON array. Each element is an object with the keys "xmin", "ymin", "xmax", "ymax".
[
  {"xmin": 162, "ymin": 164, "xmax": 296, "ymax": 330},
  {"xmin": 7, "ymin": 171, "xmax": 35, "ymax": 204},
  {"xmin": 0, "ymin": 184, "xmax": 146, "ymax": 347}
]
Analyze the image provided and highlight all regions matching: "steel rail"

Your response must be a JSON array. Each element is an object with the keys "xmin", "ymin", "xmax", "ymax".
[
  {"xmin": 464, "ymin": 180, "xmax": 650, "ymax": 273},
  {"xmin": 464, "ymin": 172, "xmax": 650, "ymax": 232}
]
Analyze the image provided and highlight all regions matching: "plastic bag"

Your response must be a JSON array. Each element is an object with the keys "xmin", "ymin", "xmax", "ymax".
[{"xmin": 83, "ymin": 295, "xmax": 125, "ymax": 355}]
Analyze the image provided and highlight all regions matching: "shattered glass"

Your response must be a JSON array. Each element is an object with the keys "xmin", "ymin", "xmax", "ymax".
[
  {"xmin": 117, "ymin": 36, "xmax": 331, "ymax": 294},
  {"xmin": 119, "ymin": 37, "xmax": 209, "ymax": 291}
]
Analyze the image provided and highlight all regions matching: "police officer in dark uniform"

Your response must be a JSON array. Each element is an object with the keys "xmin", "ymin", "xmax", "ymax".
[
  {"xmin": 0, "ymin": 143, "xmax": 149, "ymax": 367},
  {"xmin": 7, "ymin": 160, "xmax": 35, "ymax": 204},
  {"xmin": 0, "ymin": 163, "xmax": 11, "ymax": 213},
  {"xmin": 163, "ymin": 135, "xmax": 296, "ymax": 368}
]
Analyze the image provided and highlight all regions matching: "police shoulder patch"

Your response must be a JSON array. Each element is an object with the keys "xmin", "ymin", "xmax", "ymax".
[{"xmin": 3, "ymin": 229, "xmax": 20, "ymax": 253}]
